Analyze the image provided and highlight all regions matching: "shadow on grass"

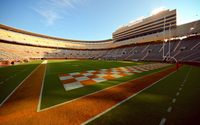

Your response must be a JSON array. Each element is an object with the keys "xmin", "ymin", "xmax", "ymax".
[{"xmin": 0, "ymin": 60, "xmax": 42, "ymax": 104}]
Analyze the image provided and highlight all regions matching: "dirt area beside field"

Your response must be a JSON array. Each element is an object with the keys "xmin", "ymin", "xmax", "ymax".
[
  {"xmin": 0, "ymin": 65, "xmax": 177, "ymax": 125},
  {"xmin": 0, "ymin": 63, "xmax": 46, "ymax": 125}
]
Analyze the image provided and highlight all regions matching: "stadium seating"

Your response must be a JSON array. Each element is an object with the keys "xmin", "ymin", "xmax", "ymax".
[
  {"xmin": 99, "ymin": 35, "xmax": 200, "ymax": 63},
  {"xmin": 1, "ymin": 35, "xmax": 200, "ymax": 63},
  {"xmin": 1, "ymin": 23, "xmax": 200, "ymax": 66},
  {"xmin": 0, "ymin": 28, "xmax": 113, "ymax": 50}
]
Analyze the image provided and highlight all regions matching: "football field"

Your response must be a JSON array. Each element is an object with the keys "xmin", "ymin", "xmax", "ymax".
[{"xmin": 0, "ymin": 60, "xmax": 200, "ymax": 125}]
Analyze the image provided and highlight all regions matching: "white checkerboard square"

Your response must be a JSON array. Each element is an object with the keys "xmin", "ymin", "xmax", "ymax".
[
  {"xmin": 100, "ymin": 69, "xmax": 107, "ymax": 71},
  {"xmin": 111, "ymin": 69, "xmax": 118, "ymax": 72},
  {"xmin": 129, "ymin": 68, "xmax": 141, "ymax": 73},
  {"xmin": 96, "ymin": 74, "xmax": 107, "ymax": 77},
  {"xmin": 69, "ymin": 72, "xmax": 80, "ymax": 76},
  {"xmin": 75, "ymin": 76, "xmax": 89, "ymax": 81},
  {"xmin": 87, "ymin": 70, "xmax": 96, "ymax": 73},
  {"xmin": 92, "ymin": 77, "xmax": 106, "ymax": 82},
  {"xmin": 59, "ymin": 75, "xmax": 73, "ymax": 80},
  {"xmin": 63, "ymin": 82, "xmax": 83, "ymax": 91},
  {"xmin": 137, "ymin": 67, "xmax": 148, "ymax": 71}
]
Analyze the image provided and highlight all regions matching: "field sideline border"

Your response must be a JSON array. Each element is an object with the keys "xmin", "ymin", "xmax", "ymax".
[
  {"xmin": 0, "ymin": 62, "xmax": 42, "ymax": 107},
  {"xmin": 82, "ymin": 66, "xmax": 180, "ymax": 125},
  {"xmin": 38, "ymin": 64, "xmax": 174, "ymax": 112},
  {"xmin": 37, "ymin": 60, "xmax": 48, "ymax": 112}
]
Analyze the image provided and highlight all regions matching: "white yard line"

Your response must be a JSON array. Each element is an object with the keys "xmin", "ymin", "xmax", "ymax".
[
  {"xmin": 172, "ymin": 98, "xmax": 176, "ymax": 103},
  {"xmin": 0, "ymin": 62, "xmax": 42, "ymax": 107},
  {"xmin": 37, "ymin": 60, "xmax": 48, "ymax": 112},
  {"xmin": 159, "ymin": 66, "xmax": 192, "ymax": 125},
  {"xmin": 176, "ymin": 92, "xmax": 180, "ymax": 96},
  {"xmin": 159, "ymin": 118, "xmax": 166, "ymax": 125},
  {"xmin": 167, "ymin": 106, "xmax": 172, "ymax": 113}
]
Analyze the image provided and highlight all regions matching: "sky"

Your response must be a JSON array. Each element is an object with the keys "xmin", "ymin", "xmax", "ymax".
[{"xmin": 0, "ymin": 0, "xmax": 199, "ymax": 40}]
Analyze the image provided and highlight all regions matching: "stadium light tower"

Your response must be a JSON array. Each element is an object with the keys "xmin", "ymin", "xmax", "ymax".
[
  {"xmin": 168, "ymin": 23, "xmax": 178, "ymax": 63},
  {"xmin": 168, "ymin": 24, "xmax": 172, "ymax": 58},
  {"xmin": 162, "ymin": 16, "xmax": 166, "ymax": 60}
]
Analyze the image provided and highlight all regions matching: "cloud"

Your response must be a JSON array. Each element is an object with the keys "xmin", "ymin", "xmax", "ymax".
[
  {"xmin": 33, "ymin": 8, "xmax": 61, "ymax": 25},
  {"xmin": 32, "ymin": 0, "xmax": 82, "ymax": 26},
  {"xmin": 151, "ymin": 7, "xmax": 167, "ymax": 15},
  {"xmin": 49, "ymin": 0, "xmax": 75, "ymax": 8}
]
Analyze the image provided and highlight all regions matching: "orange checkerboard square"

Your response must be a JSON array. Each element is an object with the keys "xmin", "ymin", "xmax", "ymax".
[
  {"xmin": 103, "ymin": 75, "xmax": 115, "ymax": 80},
  {"xmin": 80, "ymin": 79, "xmax": 96, "ymax": 86},
  {"xmin": 62, "ymin": 78, "xmax": 76, "ymax": 84}
]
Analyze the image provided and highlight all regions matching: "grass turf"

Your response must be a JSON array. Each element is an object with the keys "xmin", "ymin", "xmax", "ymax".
[
  {"xmin": 40, "ymin": 60, "xmax": 171, "ymax": 109},
  {"xmin": 87, "ymin": 65, "xmax": 200, "ymax": 125},
  {"xmin": 0, "ymin": 60, "xmax": 42, "ymax": 104}
]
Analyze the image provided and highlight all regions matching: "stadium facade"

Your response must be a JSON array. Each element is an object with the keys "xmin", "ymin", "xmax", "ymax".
[{"xmin": 113, "ymin": 9, "xmax": 177, "ymax": 41}]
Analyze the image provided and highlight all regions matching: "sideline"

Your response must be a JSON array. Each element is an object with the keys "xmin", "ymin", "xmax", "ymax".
[
  {"xmin": 37, "ymin": 60, "xmax": 48, "ymax": 112},
  {"xmin": 0, "ymin": 62, "xmax": 42, "ymax": 107}
]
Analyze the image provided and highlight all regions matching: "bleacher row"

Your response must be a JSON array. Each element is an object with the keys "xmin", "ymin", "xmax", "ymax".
[
  {"xmin": 0, "ymin": 35, "xmax": 200, "ymax": 64},
  {"xmin": 0, "ymin": 28, "xmax": 113, "ymax": 50},
  {"xmin": 101, "ymin": 35, "xmax": 200, "ymax": 63}
]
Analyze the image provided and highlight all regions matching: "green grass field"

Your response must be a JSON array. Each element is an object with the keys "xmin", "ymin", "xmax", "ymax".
[
  {"xmin": 0, "ymin": 60, "xmax": 42, "ymax": 104},
  {"xmin": 40, "ymin": 60, "xmax": 171, "ymax": 109},
  {"xmin": 87, "ymin": 65, "xmax": 200, "ymax": 125},
  {"xmin": 1, "ymin": 60, "xmax": 200, "ymax": 125}
]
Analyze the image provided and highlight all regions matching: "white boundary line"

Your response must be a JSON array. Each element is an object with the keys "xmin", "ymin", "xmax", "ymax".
[
  {"xmin": 38, "ymin": 64, "xmax": 174, "ymax": 112},
  {"xmin": 167, "ymin": 106, "xmax": 172, "ymax": 113},
  {"xmin": 37, "ymin": 60, "xmax": 48, "ymax": 112},
  {"xmin": 0, "ymin": 62, "xmax": 42, "ymax": 107},
  {"xmin": 158, "ymin": 66, "xmax": 192, "ymax": 125},
  {"xmin": 183, "ymin": 66, "xmax": 192, "ymax": 83},
  {"xmin": 172, "ymin": 98, "xmax": 176, "ymax": 103},
  {"xmin": 81, "ymin": 66, "xmax": 177, "ymax": 125},
  {"xmin": 159, "ymin": 118, "xmax": 166, "ymax": 125}
]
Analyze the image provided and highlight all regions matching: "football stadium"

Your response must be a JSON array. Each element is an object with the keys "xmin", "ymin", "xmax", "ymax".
[{"xmin": 0, "ymin": 0, "xmax": 200, "ymax": 125}]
